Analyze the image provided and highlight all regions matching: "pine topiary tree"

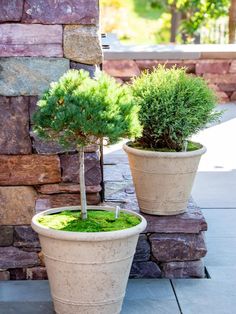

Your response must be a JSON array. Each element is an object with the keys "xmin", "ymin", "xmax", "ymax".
[{"xmin": 33, "ymin": 69, "xmax": 141, "ymax": 219}]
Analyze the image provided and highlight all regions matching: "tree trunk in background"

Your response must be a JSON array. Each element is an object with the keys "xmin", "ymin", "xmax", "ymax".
[
  {"xmin": 229, "ymin": 0, "xmax": 236, "ymax": 43},
  {"xmin": 170, "ymin": 5, "xmax": 181, "ymax": 43},
  {"xmin": 79, "ymin": 146, "xmax": 87, "ymax": 220}
]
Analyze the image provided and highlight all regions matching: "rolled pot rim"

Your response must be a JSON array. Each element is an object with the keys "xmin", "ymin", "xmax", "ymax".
[
  {"xmin": 32, "ymin": 205, "xmax": 147, "ymax": 241},
  {"xmin": 123, "ymin": 141, "xmax": 207, "ymax": 158}
]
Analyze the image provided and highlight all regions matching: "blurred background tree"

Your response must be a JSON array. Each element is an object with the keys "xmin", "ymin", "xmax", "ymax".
[
  {"xmin": 229, "ymin": 0, "xmax": 236, "ymax": 43},
  {"xmin": 101, "ymin": 0, "xmax": 235, "ymax": 44}
]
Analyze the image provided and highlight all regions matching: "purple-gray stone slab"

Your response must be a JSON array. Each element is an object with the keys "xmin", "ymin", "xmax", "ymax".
[
  {"xmin": 130, "ymin": 261, "xmax": 161, "ymax": 279},
  {"xmin": 150, "ymin": 232, "xmax": 207, "ymax": 262},
  {"xmin": 0, "ymin": 0, "xmax": 24, "ymax": 22},
  {"xmin": 133, "ymin": 234, "xmax": 150, "ymax": 262},
  {"xmin": 70, "ymin": 62, "xmax": 97, "ymax": 77},
  {"xmin": 22, "ymin": 0, "xmax": 99, "ymax": 25},
  {"xmin": 143, "ymin": 201, "xmax": 207, "ymax": 234},
  {"xmin": 14, "ymin": 226, "xmax": 40, "ymax": 249},
  {"xmin": 0, "ymin": 24, "xmax": 63, "ymax": 57},
  {"xmin": 0, "ymin": 97, "xmax": 32, "ymax": 154},
  {"xmin": 0, "ymin": 247, "xmax": 40, "ymax": 269},
  {"xmin": 161, "ymin": 260, "xmax": 205, "ymax": 278},
  {"xmin": 0, "ymin": 226, "xmax": 14, "ymax": 247},
  {"xmin": 60, "ymin": 153, "xmax": 102, "ymax": 186}
]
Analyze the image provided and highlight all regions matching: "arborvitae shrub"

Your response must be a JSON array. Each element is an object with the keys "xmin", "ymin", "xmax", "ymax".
[{"xmin": 131, "ymin": 65, "xmax": 219, "ymax": 151}]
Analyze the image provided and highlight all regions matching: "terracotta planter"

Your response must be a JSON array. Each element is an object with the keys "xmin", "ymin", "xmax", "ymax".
[
  {"xmin": 32, "ymin": 206, "xmax": 146, "ymax": 314},
  {"xmin": 123, "ymin": 143, "xmax": 206, "ymax": 216}
]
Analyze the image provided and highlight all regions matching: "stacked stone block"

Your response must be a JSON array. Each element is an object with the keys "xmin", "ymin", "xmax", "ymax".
[
  {"xmin": 0, "ymin": 0, "xmax": 102, "ymax": 280},
  {"xmin": 131, "ymin": 201, "xmax": 207, "ymax": 279},
  {"xmin": 103, "ymin": 59, "xmax": 236, "ymax": 103}
]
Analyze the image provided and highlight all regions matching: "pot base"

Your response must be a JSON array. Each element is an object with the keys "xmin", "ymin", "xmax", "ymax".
[{"xmin": 140, "ymin": 208, "xmax": 187, "ymax": 216}]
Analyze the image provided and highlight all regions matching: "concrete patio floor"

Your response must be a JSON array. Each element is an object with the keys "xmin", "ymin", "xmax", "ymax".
[{"xmin": 1, "ymin": 104, "xmax": 236, "ymax": 314}]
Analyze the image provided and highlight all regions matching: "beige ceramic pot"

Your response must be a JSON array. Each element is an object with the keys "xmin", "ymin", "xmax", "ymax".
[
  {"xmin": 123, "ymin": 143, "xmax": 206, "ymax": 216},
  {"xmin": 32, "ymin": 206, "xmax": 146, "ymax": 314}
]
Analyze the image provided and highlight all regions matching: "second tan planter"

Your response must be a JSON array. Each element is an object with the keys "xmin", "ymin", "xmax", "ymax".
[
  {"xmin": 123, "ymin": 143, "xmax": 206, "ymax": 215},
  {"xmin": 32, "ymin": 206, "xmax": 146, "ymax": 314}
]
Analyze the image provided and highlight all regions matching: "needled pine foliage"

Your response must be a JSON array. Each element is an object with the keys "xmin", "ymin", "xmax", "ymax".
[
  {"xmin": 131, "ymin": 65, "xmax": 220, "ymax": 151},
  {"xmin": 33, "ymin": 70, "xmax": 141, "ymax": 147}
]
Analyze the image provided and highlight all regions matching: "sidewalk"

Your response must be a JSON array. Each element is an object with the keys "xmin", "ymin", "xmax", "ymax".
[{"xmin": 1, "ymin": 104, "xmax": 236, "ymax": 314}]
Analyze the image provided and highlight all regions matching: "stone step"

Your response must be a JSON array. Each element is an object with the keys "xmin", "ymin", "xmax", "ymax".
[
  {"xmin": 0, "ymin": 279, "xmax": 179, "ymax": 314},
  {"xmin": 0, "ymin": 281, "xmax": 53, "ymax": 314}
]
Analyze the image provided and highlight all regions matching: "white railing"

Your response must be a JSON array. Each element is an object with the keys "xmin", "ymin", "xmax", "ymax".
[{"xmin": 200, "ymin": 17, "xmax": 228, "ymax": 44}]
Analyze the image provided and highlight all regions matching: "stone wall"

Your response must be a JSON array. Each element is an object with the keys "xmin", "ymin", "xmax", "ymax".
[
  {"xmin": 103, "ymin": 43, "xmax": 236, "ymax": 103},
  {"xmin": 0, "ymin": 0, "xmax": 102, "ymax": 279}
]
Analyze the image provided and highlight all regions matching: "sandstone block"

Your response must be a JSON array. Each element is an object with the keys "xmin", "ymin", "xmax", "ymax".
[
  {"xmin": 38, "ymin": 251, "xmax": 45, "ymax": 267},
  {"xmin": 150, "ymin": 232, "xmax": 207, "ymax": 262},
  {"xmin": 14, "ymin": 226, "xmax": 40, "ymax": 249},
  {"xmin": 22, "ymin": 0, "xmax": 99, "ymax": 24},
  {"xmin": 39, "ymin": 193, "xmax": 101, "ymax": 207},
  {"xmin": 0, "ymin": 226, "xmax": 14, "ymax": 246},
  {"xmin": 0, "ymin": 155, "xmax": 61, "ymax": 185},
  {"xmin": 70, "ymin": 62, "xmax": 97, "ymax": 78},
  {"xmin": 26, "ymin": 267, "xmax": 48, "ymax": 280},
  {"xmin": 130, "ymin": 262, "xmax": 161, "ymax": 279},
  {"xmin": 0, "ymin": 270, "xmax": 10, "ymax": 280},
  {"xmin": 64, "ymin": 25, "xmax": 102, "ymax": 65},
  {"xmin": 203, "ymin": 74, "xmax": 236, "ymax": 84},
  {"xmin": 0, "ymin": 24, "xmax": 62, "ymax": 57},
  {"xmin": 0, "ymin": 57, "xmax": 69, "ymax": 96},
  {"xmin": 136, "ymin": 60, "xmax": 195, "ymax": 73},
  {"xmin": 0, "ymin": 247, "xmax": 40, "ymax": 269},
  {"xmin": 0, "ymin": 187, "xmax": 37, "ymax": 225},
  {"xmin": 133, "ymin": 234, "xmax": 150, "ymax": 262},
  {"xmin": 0, "ymin": 97, "xmax": 31, "ymax": 154},
  {"xmin": 144, "ymin": 201, "xmax": 207, "ymax": 234},
  {"xmin": 103, "ymin": 60, "xmax": 140, "ymax": 79},
  {"xmin": 196, "ymin": 60, "xmax": 230, "ymax": 75},
  {"xmin": 182, "ymin": 61, "xmax": 196, "ymax": 73},
  {"xmin": 161, "ymin": 260, "xmax": 205, "ymax": 278},
  {"xmin": 37, "ymin": 184, "xmax": 101, "ymax": 194},
  {"xmin": 229, "ymin": 60, "xmax": 236, "ymax": 73},
  {"xmin": 115, "ymin": 78, "xmax": 124, "ymax": 84},
  {"xmin": 230, "ymin": 91, "xmax": 236, "ymax": 101},
  {"xmin": 215, "ymin": 91, "xmax": 229, "ymax": 103},
  {"xmin": 0, "ymin": 0, "xmax": 23, "ymax": 22},
  {"xmin": 60, "ymin": 153, "xmax": 102, "ymax": 186},
  {"xmin": 135, "ymin": 60, "xmax": 159, "ymax": 71},
  {"xmin": 218, "ymin": 83, "xmax": 236, "ymax": 92},
  {"xmin": 208, "ymin": 84, "xmax": 221, "ymax": 92}
]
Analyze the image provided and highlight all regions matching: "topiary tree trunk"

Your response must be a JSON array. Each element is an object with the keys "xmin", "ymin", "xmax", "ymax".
[{"xmin": 79, "ymin": 146, "xmax": 87, "ymax": 220}]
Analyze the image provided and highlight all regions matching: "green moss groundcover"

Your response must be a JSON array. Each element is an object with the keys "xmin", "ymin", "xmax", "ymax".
[{"xmin": 38, "ymin": 210, "xmax": 141, "ymax": 232}]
